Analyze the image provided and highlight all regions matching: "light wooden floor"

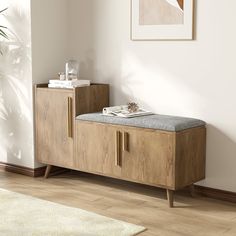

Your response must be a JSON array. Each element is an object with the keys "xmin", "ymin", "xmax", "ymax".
[{"xmin": 0, "ymin": 169, "xmax": 236, "ymax": 236}]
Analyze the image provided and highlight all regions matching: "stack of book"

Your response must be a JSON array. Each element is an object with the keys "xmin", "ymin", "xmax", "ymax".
[
  {"xmin": 102, "ymin": 105, "xmax": 153, "ymax": 118},
  {"xmin": 48, "ymin": 79, "xmax": 91, "ymax": 89}
]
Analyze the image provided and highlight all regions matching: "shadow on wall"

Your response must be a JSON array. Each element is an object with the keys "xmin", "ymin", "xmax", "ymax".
[
  {"xmin": 79, "ymin": 52, "xmax": 236, "ymax": 192},
  {"xmin": 79, "ymin": 50, "xmax": 95, "ymax": 82},
  {"xmin": 118, "ymin": 67, "xmax": 236, "ymax": 192},
  {"xmin": 0, "ymin": 1, "xmax": 33, "ymax": 167},
  {"xmin": 69, "ymin": 0, "xmax": 236, "ymax": 192},
  {"xmin": 79, "ymin": 49, "xmax": 129, "ymax": 105}
]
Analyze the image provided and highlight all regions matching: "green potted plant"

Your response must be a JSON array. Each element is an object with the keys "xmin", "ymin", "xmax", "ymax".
[{"xmin": 0, "ymin": 8, "xmax": 8, "ymax": 55}]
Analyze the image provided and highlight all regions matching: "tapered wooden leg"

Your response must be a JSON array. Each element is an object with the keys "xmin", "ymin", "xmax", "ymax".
[
  {"xmin": 189, "ymin": 184, "xmax": 196, "ymax": 197},
  {"xmin": 167, "ymin": 189, "xmax": 174, "ymax": 208},
  {"xmin": 44, "ymin": 165, "xmax": 52, "ymax": 179}
]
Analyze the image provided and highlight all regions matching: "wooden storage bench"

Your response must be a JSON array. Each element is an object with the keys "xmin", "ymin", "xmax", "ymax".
[
  {"xmin": 75, "ymin": 113, "xmax": 206, "ymax": 207},
  {"xmin": 35, "ymin": 84, "xmax": 206, "ymax": 207}
]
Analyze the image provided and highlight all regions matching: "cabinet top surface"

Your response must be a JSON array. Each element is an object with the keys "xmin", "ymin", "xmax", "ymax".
[{"xmin": 35, "ymin": 83, "xmax": 109, "ymax": 93}]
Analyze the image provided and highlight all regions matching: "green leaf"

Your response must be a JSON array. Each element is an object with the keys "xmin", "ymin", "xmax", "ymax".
[
  {"xmin": 0, "ymin": 8, "xmax": 9, "ymax": 55},
  {"xmin": 0, "ymin": 29, "xmax": 8, "ymax": 39},
  {"xmin": 0, "ymin": 8, "xmax": 8, "ymax": 14}
]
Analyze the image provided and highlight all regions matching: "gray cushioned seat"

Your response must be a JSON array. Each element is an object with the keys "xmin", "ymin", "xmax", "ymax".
[{"xmin": 76, "ymin": 113, "xmax": 205, "ymax": 132}]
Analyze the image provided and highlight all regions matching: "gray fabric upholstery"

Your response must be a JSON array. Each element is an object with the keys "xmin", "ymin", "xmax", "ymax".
[{"xmin": 76, "ymin": 113, "xmax": 205, "ymax": 132}]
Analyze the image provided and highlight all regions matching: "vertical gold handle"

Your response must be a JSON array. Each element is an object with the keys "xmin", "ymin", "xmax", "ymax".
[
  {"xmin": 115, "ymin": 131, "xmax": 120, "ymax": 166},
  {"xmin": 122, "ymin": 132, "xmax": 129, "ymax": 152},
  {"xmin": 67, "ymin": 97, "xmax": 73, "ymax": 138}
]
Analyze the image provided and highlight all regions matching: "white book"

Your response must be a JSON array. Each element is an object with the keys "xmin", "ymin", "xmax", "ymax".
[
  {"xmin": 110, "ymin": 109, "xmax": 153, "ymax": 118},
  {"xmin": 102, "ymin": 105, "xmax": 153, "ymax": 118},
  {"xmin": 103, "ymin": 105, "xmax": 128, "ymax": 115},
  {"xmin": 49, "ymin": 79, "xmax": 90, "ymax": 86},
  {"xmin": 48, "ymin": 83, "xmax": 90, "ymax": 89}
]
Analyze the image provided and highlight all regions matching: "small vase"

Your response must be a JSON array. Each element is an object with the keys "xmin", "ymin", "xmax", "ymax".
[{"xmin": 65, "ymin": 60, "xmax": 79, "ymax": 80}]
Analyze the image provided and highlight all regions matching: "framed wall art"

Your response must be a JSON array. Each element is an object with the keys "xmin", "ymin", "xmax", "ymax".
[{"xmin": 131, "ymin": 0, "xmax": 194, "ymax": 40}]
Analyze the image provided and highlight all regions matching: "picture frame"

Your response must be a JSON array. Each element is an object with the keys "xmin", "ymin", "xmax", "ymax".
[{"xmin": 131, "ymin": 0, "xmax": 194, "ymax": 40}]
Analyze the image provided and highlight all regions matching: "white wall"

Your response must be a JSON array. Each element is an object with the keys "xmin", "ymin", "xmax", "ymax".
[
  {"xmin": 31, "ymin": 0, "xmax": 69, "ymax": 84},
  {"xmin": 31, "ymin": 0, "xmax": 69, "ymax": 167},
  {"xmin": 1, "ymin": 0, "xmax": 235, "ymax": 192},
  {"xmin": 0, "ymin": 0, "xmax": 69, "ymax": 168},
  {"xmin": 68, "ymin": 0, "xmax": 95, "ymax": 79},
  {"xmin": 0, "ymin": 0, "xmax": 34, "ymax": 168},
  {"xmin": 68, "ymin": 0, "xmax": 236, "ymax": 192}
]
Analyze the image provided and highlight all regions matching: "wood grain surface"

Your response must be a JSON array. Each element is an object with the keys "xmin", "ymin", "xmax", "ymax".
[{"xmin": 1, "ymin": 170, "xmax": 236, "ymax": 236}]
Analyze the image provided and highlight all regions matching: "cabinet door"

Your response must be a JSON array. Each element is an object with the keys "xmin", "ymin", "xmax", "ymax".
[
  {"xmin": 35, "ymin": 88, "xmax": 74, "ymax": 168},
  {"xmin": 75, "ymin": 121, "xmax": 122, "ymax": 177},
  {"xmin": 121, "ymin": 127, "xmax": 175, "ymax": 188}
]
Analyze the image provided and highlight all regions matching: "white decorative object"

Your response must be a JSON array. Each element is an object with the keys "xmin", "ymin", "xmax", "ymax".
[
  {"xmin": 131, "ymin": 0, "xmax": 193, "ymax": 40},
  {"xmin": 65, "ymin": 60, "xmax": 79, "ymax": 80},
  {"xmin": 48, "ymin": 79, "xmax": 90, "ymax": 89},
  {"xmin": 58, "ymin": 72, "xmax": 65, "ymax": 80},
  {"xmin": 102, "ymin": 105, "xmax": 153, "ymax": 118}
]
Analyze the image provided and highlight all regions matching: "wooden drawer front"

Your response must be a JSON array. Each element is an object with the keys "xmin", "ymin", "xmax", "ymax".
[
  {"xmin": 75, "ymin": 121, "xmax": 175, "ymax": 188},
  {"xmin": 121, "ymin": 127, "xmax": 175, "ymax": 188},
  {"xmin": 75, "ymin": 121, "xmax": 122, "ymax": 177},
  {"xmin": 35, "ymin": 89, "xmax": 74, "ymax": 168}
]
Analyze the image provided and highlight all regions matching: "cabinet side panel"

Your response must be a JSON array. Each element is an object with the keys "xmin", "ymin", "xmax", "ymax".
[
  {"xmin": 90, "ymin": 84, "xmax": 109, "ymax": 112},
  {"xmin": 74, "ymin": 87, "xmax": 90, "ymax": 115},
  {"xmin": 75, "ymin": 84, "xmax": 109, "ymax": 116},
  {"xmin": 175, "ymin": 126, "xmax": 206, "ymax": 189}
]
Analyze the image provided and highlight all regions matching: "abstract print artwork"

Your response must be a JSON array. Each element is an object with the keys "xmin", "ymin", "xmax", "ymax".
[{"xmin": 131, "ymin": 0, "xmax": 193, "ymax": 40}]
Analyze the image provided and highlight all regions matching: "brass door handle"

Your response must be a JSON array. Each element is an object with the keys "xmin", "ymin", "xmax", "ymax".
[
  {"xmin": 67, "ymin": 97, "xmax": 73, "ymax": 138},
  {"xmin": 115, "ymin": 130, "xmax": 121, "ymax": 166},
  {"xmin": 122, "ymin": 132, "xmax": 129, "ymax": 152}
]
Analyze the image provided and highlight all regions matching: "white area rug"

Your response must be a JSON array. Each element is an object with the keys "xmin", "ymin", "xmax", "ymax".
[{"xmin": 0, "ymin": 188, "xmax": 145, "ymax": 236}]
